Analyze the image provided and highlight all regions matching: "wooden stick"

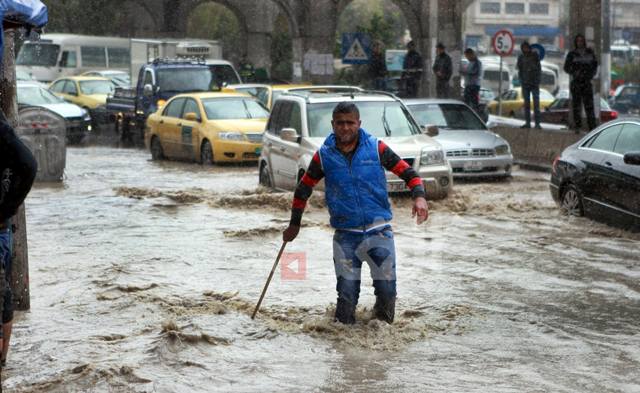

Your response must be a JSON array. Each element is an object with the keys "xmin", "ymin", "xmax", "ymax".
[{"xmin": 251, "ymin": 242, "xmax": 287, "ymax": 319}]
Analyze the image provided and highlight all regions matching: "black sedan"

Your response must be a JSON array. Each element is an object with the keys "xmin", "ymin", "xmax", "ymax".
[{"xmin": 550, "ymin": 119, "xmax": 640, "ymax": 231}]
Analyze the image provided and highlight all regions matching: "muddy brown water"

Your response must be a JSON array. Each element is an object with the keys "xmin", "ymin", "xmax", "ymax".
[{"xmin": 3, "ymin": 147, "xmax": 639, "ymax": 392}]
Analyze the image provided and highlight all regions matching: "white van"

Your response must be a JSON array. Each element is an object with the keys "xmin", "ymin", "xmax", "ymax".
[
  {"xmin": 481, "ymin": 61, "xmax": 512, "ymax": 96},
  {"xmin": 540, "ymin": 65, "xmax": 559, "ymax": 95},
  {"xmin": 17, "ymin": 34, "xmax": 130, "ymax": 83}
]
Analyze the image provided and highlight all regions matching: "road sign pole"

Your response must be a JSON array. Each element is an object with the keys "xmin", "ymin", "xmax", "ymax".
[{"xmin": 498, "ymin": 55, "xmax": 503, "ymax": 116}]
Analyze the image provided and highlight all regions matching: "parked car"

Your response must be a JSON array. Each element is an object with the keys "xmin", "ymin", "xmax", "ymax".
[
  {"xmin": 540, "ymin": 97, "xmax": 618, "ymax": 126},
  {"xmin": 49, "ymin": 76, "xmax": 115, "ymax": 127},
  {"xmin": 478, "ymin": 87, "xmax": 495, "ymax": 122},
  {"xmin": 405, "ymin": 99, "xmax": 513, "ymax": 178},
  {"xmin": 487, "ymin": 87, "xmax": 555, "ymax": 118},
  {"xmin": 609, "ymin": 84, "xmax": 640, "ymax": 115},
  {"xmin": 550, "ymin": 119, "xmax": 640, "ymax": 231},
  {"xmin": 222, "ymin": 84, "xmax": 272, "ymax": 108},
  {"xmin": 259, "ymin": 91, "xmax": 452, "ymax": 199},
  {"xmin": 82, "ymin": 70, "xmax": 131, "ymax": 88},
  {"xmin": 17, "ymin": 81, "xmax": 92, "ymax": 144},
  {"xmin": 145, "ymin": 92, "xmax": 269, "ymax": 164}
]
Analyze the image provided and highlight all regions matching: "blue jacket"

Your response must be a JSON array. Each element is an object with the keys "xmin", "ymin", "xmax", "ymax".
[{"xmin": 318, "ymin": 129, "xmax": 392, "ymax": 230}]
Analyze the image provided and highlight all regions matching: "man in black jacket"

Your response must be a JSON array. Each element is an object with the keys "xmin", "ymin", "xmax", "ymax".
[
  {"xmin": 432, "ymin": 43, "xmax": 452, "ymax": 98},
  {"xmin": 564, "ymin": 34, "xmax": 599, "ymax": 131},
  {"xmin": 0, "ymin": 111, "xmax": 37, "ymax": 367},
  {"xmin": 517, "ymin": 41, "xmax": 542, "ymax": 129},
  {"xmin": 369, "ymin": 41, "xmax": 387, "ymax": 91},
  {"xmin": 402, "ymin": 41, "xmax": 423, "ymax": 98}
]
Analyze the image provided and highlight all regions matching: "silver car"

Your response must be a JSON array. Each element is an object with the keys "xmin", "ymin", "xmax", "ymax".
[
  {"xmin": 259, "ymin": 91, "xmax": 453, "ymax": 199},
  {"xmin": 405, "ymin": 99, "xmax": 513, "ymax": 178}
]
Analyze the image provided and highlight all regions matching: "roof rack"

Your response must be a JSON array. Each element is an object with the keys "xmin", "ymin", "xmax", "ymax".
[{"xmin": 151, "ymin": 57, "xmax": 207, "ymax": 66}]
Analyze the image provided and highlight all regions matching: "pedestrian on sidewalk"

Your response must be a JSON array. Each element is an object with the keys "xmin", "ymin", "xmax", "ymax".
[
  {"xmin": 369, "ymin": 41, "xmax": 387, "ymax": 91},
  {"xmin": 517, "ymin": 41, "xmax": 542, "ymax": 129},
  {"xmin": 432, "ymin": 43, "xmax": 452, "ymax": 98},
  {"xmin": 0, "ymin": 111, "xmax": 37, "ymax": 368},
  {"xmin": 282, "ymin": 102, "xmax": 428, "ymax": 325},
  {"xmin": 564, "ymin": 34, "xmax": 598, "ymax": 131},
  {"xmin": 402, "ymin": 41, "xmax": 423, "ymax": 98},
  {"xmin": 462, "ymin": 48, "xmax": 482, "ymax": 113}
]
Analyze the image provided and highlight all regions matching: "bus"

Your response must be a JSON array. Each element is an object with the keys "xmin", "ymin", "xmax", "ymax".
[{"xmin": 17, "ymin": 34, "xmax": 131, "ymax": 83}]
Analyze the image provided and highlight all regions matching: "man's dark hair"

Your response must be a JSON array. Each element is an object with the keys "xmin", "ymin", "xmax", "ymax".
[
  {"xmin": 574, "ymin": 34, "xmax": 586, "ymax": 48},
  {"xmin": 436, "ymin": 42, "xmax": 445, "ymax": 50},
  {"xmin": 333, "ymin": 102, "xmax": 360, "ymax": 118},
  {"xmin": 407, "ymin": 41, "xmax": 415, "ymax": 49},
  {"xmin": 464, "ymin": 48, "xmax": 475, "ymax": 55},
  {"xmin": 521, "ymin": 41, "xmax": 530, "ymax": 50}
]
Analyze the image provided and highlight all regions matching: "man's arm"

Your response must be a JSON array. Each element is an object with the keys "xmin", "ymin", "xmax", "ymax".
[
  {"xmin": 0, "ymin": 121, "xmax": 37, "ymax": 222},
  {"xmin": 283, "ymin": 152, "xmax": 324, "ymax": 241},
  {"xmin": 563, "ymin": 52, "xmax": 574, "ymax": 75}
]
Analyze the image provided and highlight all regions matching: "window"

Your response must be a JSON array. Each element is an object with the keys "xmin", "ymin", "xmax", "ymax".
[
  {"xmin": 62, "ymin": 81, "xmax": 77, "ymax": 95},
  {"xmin": 182, "ymin": 99, "xmax": 201, "ymax": 120},
  {"xmin": 59, "ymin": 51, "xmax": 77, "ymax": 68},
  {"xmin": 614, "ymin": 124, "xmax": 640, "ymax": 155},
  {"xmin": 143, "ymin": 70, "xmax": 154, "ymax": 86},
  {"xmin": 244, "ymin": 99, "xmax": 270, "ymax": 119},
  {"xmin": 480, "ymin": 2, "xmax": 501, "ymax": 14},
  {"xmin": 107, "ymin": 47, "xmax": 130, "ymax": 68},
  {"xmin": 202, "ymin": 98, "xmax": 259, "ymax": 120},
  {"xmin": 79, "ymin": 80, "xmax": 114, "ymax": 95},
  {"xmin": 266, "ymin": 102, "xmax": 283, "ymax": 134},
  {"xmin": 272, "ymin": 101, "xmax": 293, "ymax": 135},
  {"xmin": 50, "ymin": 80, "xmax": 66, "ymax": 93},
  {"xmin": 156, "ymin": 68, "xmax": 212, "ymax": 93},
  {"xmin": 587, "ymin": 124, "xmax": 624, "ymax": 152},
  {"xmin": 164, "ymin": 98, "xmax": 186, "ymax": 118},
  {"xmin": 16, "ymin": 43, "xmax": 59, "ymax": 66},
  {"xmin": 409, "ymin": 104, "xmax": 486, "ymax": 130},
  {"xmin": 505, "ymin": 2, "xmax": 525, "ymax": 14},
  {"xmin": 530, "ymin": 3, "xmax": 550, "ymax": 15},
  {"xmin": 81, "ymin": 46, "xmax": 107, "ymax": 67},
  {"xmin": 284, "ymin": 102, "xmax": 302, "ymax": 133}
]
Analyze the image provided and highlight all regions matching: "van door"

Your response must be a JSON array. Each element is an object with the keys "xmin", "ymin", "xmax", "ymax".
[
  {"xmin": 59, "ymin": 48, "xmax": 78, "ymax": 77},
  {"xmin": 136, "ymin": 69, "xmax": 155, "ymax": 117},
  {"xmin": 179, "ymin": 98, "xmax": 203, "ymax": 160},
  {"xmin": 158, "ymin": 97, "xmax": 186, "ymax": 159}
]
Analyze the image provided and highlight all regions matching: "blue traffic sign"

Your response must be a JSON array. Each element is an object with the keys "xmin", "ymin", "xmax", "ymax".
[
  {"xmin": 531, "ymin": 43, "xmax": 546, "ymax": 61},
  {"xmin": 342, "ymin": 33, "xmax": 371, "ymax": 64}
]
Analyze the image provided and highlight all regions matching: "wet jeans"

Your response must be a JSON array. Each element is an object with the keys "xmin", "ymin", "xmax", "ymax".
[
  {"xmin": 464, "ymin": 85, "xmax": 481, "ymax": 114},
  {"xmin": 522, "ymin": 84, "xmax": 541, "ymax": 126},
  {"xmin": 0, "ymin": 226, "xmax": 13, "ymax": 334},
  {"xmin": 332, "ymin": 227, "xmax": 396, "ymax": 323}
]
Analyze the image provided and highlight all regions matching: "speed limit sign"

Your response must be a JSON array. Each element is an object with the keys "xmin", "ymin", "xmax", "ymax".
[{"xmin": 492, "ymin": 30, "xmax": 515, "ymax": 57}]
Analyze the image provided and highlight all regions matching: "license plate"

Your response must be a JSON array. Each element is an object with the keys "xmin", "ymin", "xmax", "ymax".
[
  {"xmin": 388, "ymin": 182, "xmax": 406, "ymax": 192},
  {"xmin": 463, "ymin": 161, "xmax": 483, "ymax": 171}
]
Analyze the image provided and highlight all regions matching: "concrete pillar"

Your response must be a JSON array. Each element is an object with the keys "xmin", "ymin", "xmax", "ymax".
[
  {"xmin": 437, "ymin": 0, "xmax": 465, "ymax": 99},
  {"xmin": 569, "ymin": 0, "xmax": 603, "ymax": 127},
  {"xmin": 0, "ymin": 29, "xmax": 30, "ymax": 311}
]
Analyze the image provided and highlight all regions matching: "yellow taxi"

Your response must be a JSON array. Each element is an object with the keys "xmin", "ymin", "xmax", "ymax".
[
  {"xmin": 145, "ymin": 92, "xmax": 269, "ymax": 164},
  {"xmin": 222, "ymin": 84, "xmax": 363, "ymax": 110},
  {"xmin": 49, "ymin": 76, "xmax": 115, "ymax": 109},
  {"xmin": 487, "ymin": 87, "xmax": 556, "ymax": 117},
  {"xmin": 222, "ymin": 84, "xmax": 273, "ymax": 108}
]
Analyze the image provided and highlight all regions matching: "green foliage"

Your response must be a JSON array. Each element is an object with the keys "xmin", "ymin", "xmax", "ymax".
[
  {"xmin": 270, "ymin": 13, "xmax": 293, "ymax": 82},
  {"xmin": 39, "ymin": 0, "xmax": 128, "ymax": 35},
  {"xmin": 186, "ymin": 2, "xmax": 243, "ymax": 64}
]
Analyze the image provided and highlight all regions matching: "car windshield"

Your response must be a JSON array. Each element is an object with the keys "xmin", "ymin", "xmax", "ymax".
[
  {"xmin": 107, "ymin": 73, "xmax": 130, "ymax": 87},
  {"xmin": 157, "ymin": 68, "xmax": 213, "ymax": 93},
  {"xmin": 209, "ymin": 65, "xmax": 241, "ymax": 87},
  {"xmin": 236, "ymin": 87, "xmax": 270, "ymax": 107},
  {"xmin": 18, "ymin": 86, "xmax": 65, "ymax": 105},
  {"xmin": 16, "ymin": 69, "xmax": 33, "ymax": 81},
  {"xmin": 79, "ymin": 80, "xmax": 115, "ymax": 95},
  {"xmin": 17, "ymin": 43, "xmax": 60, "ymax": 67},
  {"xmin": 307, "ymin": 101, "xmax": 420, "ymax": 138},
  {"xmin": 202, "ymin": 98, "xmax": 269, "ymax": 120},
  {"xmin": 408, "ymin": 103, "xmax": 486, "ymax": 130}
]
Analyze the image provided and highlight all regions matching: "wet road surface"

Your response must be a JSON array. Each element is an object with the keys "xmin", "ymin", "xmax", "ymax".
[{"xmin": 3, "ymin": 147, "xmax": 639, "ymax": 392}]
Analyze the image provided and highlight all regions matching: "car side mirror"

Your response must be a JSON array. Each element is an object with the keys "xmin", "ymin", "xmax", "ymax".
[
  {"xmin": 184, "ymin": 112, "xmax": 199, "ymax": 122},
  {"xmin": 143, "ymin": 84, "xmax": 154, "ymax": 97},
  {"xmin": 624, "ymin": 152, "xmax": 640, "ymax": 165},
  {"xmin": 486, "ymin": 120, "xmax": 497, "ymax": 129},
  {"xmin": 280, "ymin": 128, "xmax": 300, "ymax": 143},
  {"xmin": 421, "ymin": 125, "xmax": 439, "ymax": 137}
]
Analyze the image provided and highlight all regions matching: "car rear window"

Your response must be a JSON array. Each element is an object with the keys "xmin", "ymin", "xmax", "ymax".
[
  {"xmin": 614, "ymin": 123, "xmax": 640, "ymax": 154},
  {"xmin": 408, "ymin": 103, "xmax": 486, "ymax": 130},
  {"xmin": 586, "ymin": 124, "xmax": 624, "ymax": 152}
]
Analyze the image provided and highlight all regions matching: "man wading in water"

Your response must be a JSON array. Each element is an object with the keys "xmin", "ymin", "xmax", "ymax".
[{"xmin": 282, "ymin": 102, "xmax": 428, "ymax": 324}]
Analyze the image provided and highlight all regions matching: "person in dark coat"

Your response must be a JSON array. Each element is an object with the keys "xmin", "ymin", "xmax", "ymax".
[
  {"xmin": 369, "ymin": 41, "xmax": 387, "ymax": 91},
  {"xmin": 517, "ymin": 41, "xmax": 542, "ymax": 128},
  {"xmin": 564, "ymin": 34, "xmax": 599, "ymax": 131},
  {"xmin": 432, "ymin": 43, "xmax": 453, "ymax": 98},
  {"xmin": 402, "ymin": 41, "xmax": 423, "ymax": 98},
  {"xmin": 462, "ymin": 48, "xmax": 482, "ymax": 113},
  {"xmin": 0, "ymin": 111, "xmax": 37, "ymax": 367}
]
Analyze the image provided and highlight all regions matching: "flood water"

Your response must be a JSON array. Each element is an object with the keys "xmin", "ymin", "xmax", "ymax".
[{"xmin": 4, "ymin": 147, "xmax": 639, "ymax": 392}]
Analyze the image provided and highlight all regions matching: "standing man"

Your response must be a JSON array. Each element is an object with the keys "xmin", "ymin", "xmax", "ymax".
[
  {"xmin": 517, "ymin": 42, "xmax": 542, "ymax": 129},
  {"xmin": 282, "ymin": 102, "xmax": 428, "ymax": 325},
  {"xmin": 462, "ymin": 48, "xmax": 483, "ymax": 113},
  {"xmin": 0, "ymin": 112, "xmax": 37, "ymax": 367},
  {"xmin": 238, "ymin": 54, "xmax": 255, "ymax": 83},
  {"xmin": 564, "ymin": 34, "xmax": 598, "ymax": 131},
  {"xmin": 402, "ymin": 41, "xmax": 423, "ymax": 98},
  {"xmin": 369, "ymin": 41, "xmax": 387, "ymax": 91},
  {"xmin": 432, "ymin": 43, "xmax": 453, "ymax": 98}
]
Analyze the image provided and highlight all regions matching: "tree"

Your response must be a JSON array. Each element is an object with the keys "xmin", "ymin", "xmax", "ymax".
[{"xmin": 186, "ymin": 2, "xmax": 243, "ymax": 65}]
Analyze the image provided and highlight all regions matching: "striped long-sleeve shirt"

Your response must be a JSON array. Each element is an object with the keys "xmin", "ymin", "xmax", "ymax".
[{"xmin": 290, "ymin": 140, "xmax": 426, "ymax": 226}]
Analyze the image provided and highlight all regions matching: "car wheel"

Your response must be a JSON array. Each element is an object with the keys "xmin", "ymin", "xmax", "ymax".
[
  {"xmin": 150, "ymin": 136, "xmax": 164, "ymax": 160},
  {"xmin": 259, "ymin": 162, "xmax": 272, "ymax": 187},
  {"xmin": 201, "ymin": 140, "xmax": 214, "ymax": 165},
  {"xmin": 561, "ymin": 184, "xmax": 584, "ymax": 216}
]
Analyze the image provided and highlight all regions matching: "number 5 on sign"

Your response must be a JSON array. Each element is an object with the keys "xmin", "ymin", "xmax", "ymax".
[{"xmin": 492, "ymin": 30, "xmax": 514, "ymax": 57}]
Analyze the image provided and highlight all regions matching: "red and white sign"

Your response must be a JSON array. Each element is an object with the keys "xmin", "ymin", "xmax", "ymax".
[{"xmin": 492, "ymin": 30, "xmax": 515, "ymax": 57}]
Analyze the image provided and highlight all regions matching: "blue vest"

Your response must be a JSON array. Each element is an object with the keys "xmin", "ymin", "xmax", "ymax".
[{"xmin": 319, "ymin": 129, "xmax": 392, "ymax": 230}]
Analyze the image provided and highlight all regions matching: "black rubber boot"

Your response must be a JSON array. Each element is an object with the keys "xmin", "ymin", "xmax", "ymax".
[
  {"xmin": 335, "ymin": 299, "xmax": 356, "ymax": 325},
  {"xmin": 373, "ymin": 296, "xmax": 396, "ymax": 324}
]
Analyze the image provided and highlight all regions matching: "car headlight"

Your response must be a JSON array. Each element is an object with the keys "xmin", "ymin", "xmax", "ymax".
[
  {"xmin": 495, "ymin": 144, "xmax": 510, "ymax": 155},
  {"xmin": 420, "ymin": 147, "xmax": 445, "ymax": 166},
  {"xmin": 218, "ymin": 132, "xmax": 245, "ymax": 141},
  {"xmin": 81, "ymin": 108, "xmax": 91, "ymax": 122}
]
